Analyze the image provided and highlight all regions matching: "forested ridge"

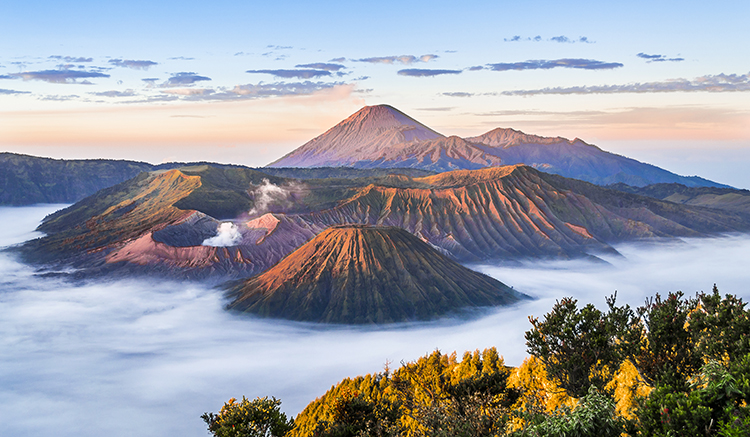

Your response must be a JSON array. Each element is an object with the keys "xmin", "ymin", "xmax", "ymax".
[{"xmin": 203, "ymin": 286, "xmax": 750, "ymax": 436}]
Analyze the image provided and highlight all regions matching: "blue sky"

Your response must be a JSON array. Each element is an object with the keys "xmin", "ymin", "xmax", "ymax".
[{"xmin": 1, "ymin": 0, "xmax": 749, "ymax": 186}]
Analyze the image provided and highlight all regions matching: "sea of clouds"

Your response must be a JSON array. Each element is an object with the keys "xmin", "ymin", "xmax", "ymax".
[{"xmin": 1, "ymin": 205, "xmax": 748, "ymax": 437}]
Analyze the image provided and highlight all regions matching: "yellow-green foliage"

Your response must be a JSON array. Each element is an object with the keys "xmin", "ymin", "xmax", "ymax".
[{"xmin": 290, "ymin": 348, "xmax": 509, "ymax": 437}]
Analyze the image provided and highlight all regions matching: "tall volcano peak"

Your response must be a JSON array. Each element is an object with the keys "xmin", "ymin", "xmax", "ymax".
[{"xmin": 268, "ymin": 105, "xmax": 443, "ymax": 168}]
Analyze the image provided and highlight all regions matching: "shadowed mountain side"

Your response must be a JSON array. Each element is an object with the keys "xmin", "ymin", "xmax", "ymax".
[
  {"xmin": 0, "ymin": 153, "xmax": 155, "ymax": 205},
  {"xmin": 534, "ymin": 172, "xmax": 750, "ymax": 238},
  {"xmin": 607, "ymin": 183, "xmax": 750, "ymax": 216},
  {"xmin": 227, "ymin": 226, "xmax": 527, "ymax": 324},
  {"xmin": 467, "ymin": 130, "xmax": 726, "ymax": 188}
]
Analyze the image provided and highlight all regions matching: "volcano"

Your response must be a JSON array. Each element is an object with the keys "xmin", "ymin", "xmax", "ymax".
[
  {"xmin": 269, "ymin": 105, "xmax": 728, "ymax": 188},
  {"xmin": 267, "ymin": 104, "xmax": 443, "ymax": 168},
  {"xmin": 227, "ymin": 225, "xmax": 526, "ymax": 324}
]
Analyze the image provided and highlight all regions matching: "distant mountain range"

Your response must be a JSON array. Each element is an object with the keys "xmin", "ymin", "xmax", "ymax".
[
  {"xmin": 270, "ymin": 104, "xmax": 728, "ymax": 188},
  {"xmin": 7, "ymin": 103, "xmax": 750, "ymax": 324},
  {"xmin": 19, "ymin": 164, "xmax": 750, "ymax": 283},
  {"xmin": 0, "ymin": 152, "xmax": 434, "ymax": 206},
  {"xmin": 227, "ymin": 225, "xmax": 527, "ymax": 324}
]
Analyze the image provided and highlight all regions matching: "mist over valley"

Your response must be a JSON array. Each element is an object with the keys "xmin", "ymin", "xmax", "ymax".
[{"xmin": 1, "ymin": 205, "xmax": 748, "ymax": 437}]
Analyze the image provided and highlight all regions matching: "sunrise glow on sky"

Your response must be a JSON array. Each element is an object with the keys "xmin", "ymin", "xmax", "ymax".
[{"xmin": 2, "ymin": 0, "xmax": 749, "ymax": 186}]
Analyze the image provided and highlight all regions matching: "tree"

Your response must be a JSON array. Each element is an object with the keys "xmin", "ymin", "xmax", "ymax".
[
  {"xmin": 524, "ymin": 294, "xmax": 632, "ymax": 398},
  {"xmin": 202, "ymin": 396, "xmax": 294, "ymax": 437}
]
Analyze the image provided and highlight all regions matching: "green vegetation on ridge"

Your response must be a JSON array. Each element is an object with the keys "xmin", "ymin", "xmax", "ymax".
[{"xmin": 205, "ymin": 286, "xmax": 750, "ymax": 437}]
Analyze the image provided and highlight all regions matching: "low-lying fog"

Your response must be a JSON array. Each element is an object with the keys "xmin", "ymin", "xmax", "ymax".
[{"xmin": 1, "ymin": 205, "xmax": 748, "ymax": 437}]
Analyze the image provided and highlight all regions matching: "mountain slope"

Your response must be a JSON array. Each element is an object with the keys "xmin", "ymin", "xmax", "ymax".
[
  {"xmin": 0, "ymin": 153, "xmax": 155, "ymax": 205},
  {"xmin": 267, "ymin": 105, "xmax": 728, "ymax": 188},
  {"xmin": 467, "ymin": 129, "xmax": 725, "ymax": 188},
  {"xmin": 268, "ymin": 105, "xmax": 444, "ymax": 167},
  {"xmin": 19, "ymin": 164, "xmax": 750, "ymax": 280},
  {"xmin": 227, "ymin": 225, "xmax": 526, "ymax": 323},
  {"xmin": 606, "ymin": 183, "xmax": 750, "ymax": 215}
]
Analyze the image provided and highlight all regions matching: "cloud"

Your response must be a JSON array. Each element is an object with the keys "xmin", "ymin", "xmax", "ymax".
[
  {"xmin": 161, "ymin": 88, "xmax": 214, "ymax": 96},
  {"xmin": 0, "ymin": 88, "xmax": 30, "ymax": 95},
  {"xmin": 248, "ymin": 179, "xmax": 295, "ymax": 216},
  {"xmin": 488, "ymin": 58, "xmax": 623, "ymax": 71},
  {"xmin": 329, "ymin": 57, "xmax": 346, "ymax": 63},
  {"xmin": 504, "ymin": 35, "xmax": 593, "ymax": 43},
  {"xmin": 91, "ymin": 89, "xmax": 138, "ymax": 98},
  {"xmin": 168, "ymin": 56, "xmax": 195, "ymax": 61},
  {"xmin": 1, "ymin": 206, "xmax": 749, "ymax": 437},
  {"xmin": 294, "ymin": 63, "xmax": 345, "ymax": 71},
  {"xmin": 442, "ymin": 92, "xmax": 474, "ymax": 97},
  {"xmin": 246, "ymin": 69, "xmax": 332, "ymax": 79},
  {"xmin": 468, "ymin": 66, "xmax": 485, "ymax": 71},
  {"xmin": 161, "ymin": 72, "xmax": 211, "ymax": 87},
  {"xmin": 10, "ymin": 69, "xmax": 110, "ymax": 84},
  {"xmin": 637, "ymin": 53, "xmax": 684, "ymax": 63},
  {"xmin": 355, "ymin": 54, "xmax": 438, "ymax": 65},
  {"xmin": 0, "ymin": 75, "xmax": 15, "ymax": 79},
  {"xmin": 398, "ymin": 69, "xmax": 462, "ymax": 77},
  {"xmin": 202, "ymin": 222, "xmax": 242, "ymax": 247},
  {"xmin": 109, "ymin": 59, "xmax": 158, "ymax": 70},
  {"xmin": 49, "ymin": 55, "xmax": 93, "ymax": 63},
  {"xmin": 501, "ymin": 72, "xmax": 750, "ymax": 95},
  {"xmin": 40, "ymin": 94, "xmax": 81, "ymax": 101}
]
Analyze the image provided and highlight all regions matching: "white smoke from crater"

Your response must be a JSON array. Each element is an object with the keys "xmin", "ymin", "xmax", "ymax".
[
  {"xmin": 202, "ymin": 222, "xmax": 242, "ymax": 247},
  {"xmin": 248, "ymin": 178, "xmax": 292, "ymax": 216}
]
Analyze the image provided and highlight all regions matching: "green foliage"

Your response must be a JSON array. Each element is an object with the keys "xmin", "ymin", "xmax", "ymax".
[
  {"xmin": 525, "ymin": 294, "xmax": 633, "ymax": 398},
  {"xmin": 289, "ymin": 348, "xmax": 515, "ymax": 437},
  {"xmin": 636, "ymin": 358, "xmax": 750, "ymax": 436},
  {"xmin": 208, "ymin": 288, "xmax": 750, "ymax": 437},
  {"xmin": 514, "ymin": 387, "xmax": 627, "ymax": 437},
  {"xmin": 202, "ymin": 396, "xmax": 294, "ymax": 437},
  {"xmin": 311, "ymin": 388, "xmax": 399, "ymax": 437},
  {"xmin": 629, "ymin": 291, "xmax": 702, "ymax": 387}
]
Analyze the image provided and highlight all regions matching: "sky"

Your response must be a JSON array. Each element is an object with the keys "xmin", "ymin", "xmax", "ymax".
[
  {"xmin": 2, "ymin": 0, "xmax": 750, "ymax": 186},
  {"xmin": 3, "ymin": 205, "xmax": 750, "ymax": 437}
]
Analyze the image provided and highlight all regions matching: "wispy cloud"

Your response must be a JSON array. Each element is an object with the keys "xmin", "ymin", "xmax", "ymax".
[
  {"xmin": 397, "ymin": 68, "xmax": 462, "ymax": 77},
  {"xmin": 49, "ymin": 55, "xmax": 93, "ymax": 63},
  {"xmin": 109, "ymin": 59, "xmax": 158, "ymax": 70},
  {"xmin": 504, "ymin": 35, "xmax": 593, "ymax": 43},
  {"xmin": 0, "ymin": 88, "xmax": 30, "ymax": 95},
  {"xmin": 501, "ymin": 72, "xmax": 750, "ymax": 95},
  {"xmin": 91, "ymin": 90, "xmax": 138, "ymax": 98},
  {"xmin": 142, "ymin": 81, "xmax": 349, "ymax": 102},
  {"xmin": 295, "ymin": 63, "xmax": 345, "ymax": 71},
  {"xmin": 40, "ymin": 94, "xmax": 81, "ymax": 101},
  {"xmin": 168, "ymin": 56, "xmax": 195, "ymax": 61},
  {"xmin": 246, "ymin": 69, "xmax": 332, "ymax": 79},
  {"xmin": 637, "ymin": 53, "xmax": 685, "ymax": 63},
  {"xmin": 161, "ymin": 72, "xmax": 211, "ymax": 87},
  {"xmin": 229, "ymin": 81, "xmax": 344, "ymax": 98},
  {"xmin": 355, "ymin": 54, "xmax": 438, "ymax": 65},
  {"xmin": 442, "ymin": 92, "xmax": 474, "ymax": 97},
  {"xmin": 0, "ymin": 74, "xmax": 14, "ymax": 79},
  {"xmin": 161, "ymin": 88, "xmax": 214, "ymax": 96},
  {"xmin": 10, "ymin": 69, "xmax": 110, "ymax": 84},
  {"xmin": 487, "ymin": 58, "xmax": 623, "ymax": 71}
]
